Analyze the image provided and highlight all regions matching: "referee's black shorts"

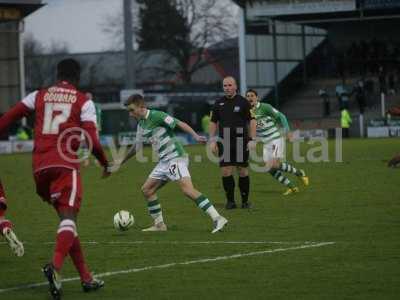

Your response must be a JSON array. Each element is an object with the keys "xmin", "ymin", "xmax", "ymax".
[{"xmin": 217, "ymin": 138, "xmax": 249, "ymax": 167}]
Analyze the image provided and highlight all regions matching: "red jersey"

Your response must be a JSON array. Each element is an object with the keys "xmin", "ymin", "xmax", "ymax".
[{"xmin": 0, "ymin": 81, "xmax": 108, "ymax": 173}]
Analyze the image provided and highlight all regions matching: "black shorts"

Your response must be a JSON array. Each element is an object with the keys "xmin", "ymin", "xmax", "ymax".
[{"xmin": 217, "ymin": 139, "xmax": 249, "ymax": 167}]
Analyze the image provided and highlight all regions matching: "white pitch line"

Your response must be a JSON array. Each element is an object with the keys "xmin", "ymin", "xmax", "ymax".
[
  {"xmin": 0, "ymin": 241, "xmax": 335, "ymax": 294},
  {"xmin": 0, "ymin": 240, "xmax": 328, "ymax": 246}
]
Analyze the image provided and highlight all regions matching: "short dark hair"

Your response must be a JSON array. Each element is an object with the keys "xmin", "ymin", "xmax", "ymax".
[
  {"xmin": 57, "ymin": 59, "xmax": 81, "ymax": 84},
  {"xmin": 124, "ymin": 93, "xmax": 145, "ymax": 107},
  {"xmin": 246, "ymin": 89, "xmax": 258, "ymax": 96}
]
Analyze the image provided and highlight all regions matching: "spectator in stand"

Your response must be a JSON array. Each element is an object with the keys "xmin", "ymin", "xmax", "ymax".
[
  {"xmin": 352, "ymin": 79, "xmax": 366, "ymax": 114},
  {"xmin": 336, "ymin": 84, "xmax": 350, "ymax": 109},
  {"xmin": 319, "ymin": 88, "xmax": 330, "ymax": 116},
  {"xmin": 337, "ymin": 53, "xmax": 345, "ymax": 82},
  {"xmin": 359, "ymin": 40, "xmax": 369, "ymax": 77}
]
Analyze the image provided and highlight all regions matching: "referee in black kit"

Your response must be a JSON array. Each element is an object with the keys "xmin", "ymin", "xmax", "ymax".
[{"xmin": 209, "ymin": 76, "xmax": 257, "ymax": 209}]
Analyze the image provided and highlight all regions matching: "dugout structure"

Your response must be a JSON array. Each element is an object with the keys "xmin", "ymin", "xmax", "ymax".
[{"xmin": 0, "ymin": 0, "xmax": 42, "ymax": 114}]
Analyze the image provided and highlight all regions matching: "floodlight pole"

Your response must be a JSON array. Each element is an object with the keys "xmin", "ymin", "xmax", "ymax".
[
  {"xmin": 272, "ymin": 19, "xmax": 279, "ymax": 108},
  {"xmin": 301, "ymin": 25, "xmax": 307, "ymax": 84},
  {"xmin": 359, "ymin": 113, "xmax": 364, "ymax": 137},
  {"xmin": 124, "ymin": 0, "xmax": 135, "ymax": 89},
  {"xmin": 381, "ymin": 92, "xmax": 386, "ymax": 118},
  {"xmin": 19, "ymin": 20, "xmax": 27, "ymax": 126},
  {"xmin": 238, "ymin": 6, "xmax": 247, "ymax": 95}
]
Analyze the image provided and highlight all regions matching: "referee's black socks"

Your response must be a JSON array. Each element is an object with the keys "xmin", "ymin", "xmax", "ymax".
[
  {"xmin": 239, "ymin": 176, "xmax": 250, "ymax": 203},
  {"xmin": 222, "ymin": 176, "xmax": 235, "ymax": 203}
]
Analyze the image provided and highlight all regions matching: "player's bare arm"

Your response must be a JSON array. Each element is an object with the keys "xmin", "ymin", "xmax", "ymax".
[
  {"xmin": 121, "ymin": 141, "xmax": 142, "ymax": 165},
  {"xmin": 281, "ymin": 116, "xmax": 293, "ymax": 141},
  {"xmin": 208, "ymin": 121, "xmax": 219, "ymax": 154},
  {"xmin": 177, "ymin": 121, "xmax": 207, "ymax": 143},
  {"xmin": 248, "ymin": 119, "xmax": 257, "ymax": 151}
]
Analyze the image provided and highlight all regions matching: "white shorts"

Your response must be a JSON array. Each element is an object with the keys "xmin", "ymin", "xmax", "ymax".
[
  {"xmin": 149, "ymin": 157, "xmax": 191, "ymax": 182},
  {"xmin": 263, "ymin": 138, "xmax": 285, "ymax": 162}
]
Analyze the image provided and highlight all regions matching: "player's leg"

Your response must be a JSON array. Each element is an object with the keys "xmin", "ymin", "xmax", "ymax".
[
  {"xmin": 38, "ymin": 168, "xmax": 103, "ymax": 299},
  {"xmin": 141, "ymin": 176, "xmax": 168, "ymax": 231},
  {"xmin": 388, "ymin": 154, "xmax": 400, "ymax": 167},
  {"xmin": 278, "ymin": 162, "xmax": 309, "ymax": 186},
  {"xmin": 55, "ymin": 207, "xmax": 103, "ymax": 293},
  {"xmin": 170, "ymin": 158, "xmax": 227, "ymax": 233},
  {"xmin": 221, "ymin": 165, "xmax": 236, "ymax": 209},
  {"xmin": 237, "ymin": 166, "xmax": 251, "ymax": 208},
  {"xmin": 177, "ymin": 176, "xmax": 228, "ymax": 233},
  {"xmin": 219, "ymin": 141, "xmax": 238, "ymax": 209},
  {"xmin": 278, "ymin": 161, "xmax": 306, "ymax": 177},
  {"xmin": 236, "ymin": 139, "xmax": 251, "ymax": 208},
  {"xmin": 274, "ymin": 137, "xmax": 309, "ymax": 186},
  {"xmin": 268, "ymin": 160, "xmax": 299, "ymax": 195},
  {"xmin": 263, "ymin": 142, "xmax": 298, "ymax": 195},
  {"xmin": 34, "ymin": 169, "xmax": 64, "ymax": 300},
  {"xmin": 0, "ymin": 180, "xmax": 24, "ymax": 257}
]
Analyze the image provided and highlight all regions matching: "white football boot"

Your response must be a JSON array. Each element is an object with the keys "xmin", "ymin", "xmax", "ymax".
[
  {"xmin": 142, "ymin": 222, "xmax": 167, "ymax": 232},
  {"xmin": 211, "ymin": 216, "xmax": 228, "ymax": 234},
  {"xmin": 3, "ymin": 227, "xmax": 24, "ymax": 257}
]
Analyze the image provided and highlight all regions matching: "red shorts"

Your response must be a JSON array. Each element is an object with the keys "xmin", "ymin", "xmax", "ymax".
[{"xmin": 34, "ymin": 167, "xmax": 82, "ymax": 212}]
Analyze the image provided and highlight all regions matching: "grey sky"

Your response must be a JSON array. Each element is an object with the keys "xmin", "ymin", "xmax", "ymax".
[
  {"xmin": 25, "ymin": 0, "xmax": 239, "ymax": 53},
  {"xmin": 25, "ymin": 0, "xmax": 122, "ymax": 53}
]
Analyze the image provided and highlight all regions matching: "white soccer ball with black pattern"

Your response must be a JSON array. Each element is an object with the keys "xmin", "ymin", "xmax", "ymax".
[{"xmin": 113, "ymin": 210, "xmax": 134, "ymax": 231}]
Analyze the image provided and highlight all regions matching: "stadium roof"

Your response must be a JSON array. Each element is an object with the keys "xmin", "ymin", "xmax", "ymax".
[
  {"xmin": 0, "ymin": 0, "xmax": 44, "ymax": 20},
  {"xmin": 232, "ymin": 0, "xmax": 400, "ymax": 27},
  {"xmin": 231, "ymin": 0, "xmax": 258, "ymax": 7}
]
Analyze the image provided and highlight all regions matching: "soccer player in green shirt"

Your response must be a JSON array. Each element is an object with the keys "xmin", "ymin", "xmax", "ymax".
[
  {"xmin": 114, "ymin": 94, "xmax": 228, "ymax": 233},
  {"xmin": 246, "ymin": 89, "xmax": 309, "ymax": 195}
]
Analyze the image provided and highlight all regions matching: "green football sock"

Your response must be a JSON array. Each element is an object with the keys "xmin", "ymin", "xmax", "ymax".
[
  {"xmin": 280, "ymin": 162, "xmax": 304, "ymax": 177},
  {"xmin": 270, "ymin": 169, "xmax": 295, "ymax": 188},
  {"xmin": 195, "ymin": 195, "xmax": 219, "ymax": 221},
  {"xmin": 147, "ymin": 199, "xmax": 163, "ymax": 224}
]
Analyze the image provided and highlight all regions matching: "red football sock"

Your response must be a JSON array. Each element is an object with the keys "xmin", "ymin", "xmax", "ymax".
[
  {"xmin": 0, "ymin": 219, "xmax": 12, "ymax": 234},
  {"xmin": 52, "ymin": 220, "xmax": 76, "ymax": 271},
  {"xmin": 70, "ymin": 237, "xmax": 92, "ymax": 283},
  {"xmin": 0, "ymin": 209, "xmax": 5, "ymax": 218}
]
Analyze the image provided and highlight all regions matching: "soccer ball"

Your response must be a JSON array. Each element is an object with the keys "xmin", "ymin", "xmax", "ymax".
[{"xmin": 113, "ymin": 210, "xmax": 134, "ymax": 231}]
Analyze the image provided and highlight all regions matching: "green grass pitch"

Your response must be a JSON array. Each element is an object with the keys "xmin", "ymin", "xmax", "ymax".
[{"xmin": 0, "ymin": 138, "xmax": 399, "ymax": 299}]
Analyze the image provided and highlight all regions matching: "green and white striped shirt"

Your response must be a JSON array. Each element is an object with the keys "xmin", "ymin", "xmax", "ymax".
[
  {"xmin": 136, "ymin": 109, "xmax": 186, "ymax": 162},
  {"xmin": 252, "ymin": 102, "xmax": 290, "ymax": 144}
]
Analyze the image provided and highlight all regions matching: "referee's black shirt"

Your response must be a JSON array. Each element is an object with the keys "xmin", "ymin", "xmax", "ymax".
[{"xmin": 210, "ymin": 94, "xmax": 254, "ymax": 140}]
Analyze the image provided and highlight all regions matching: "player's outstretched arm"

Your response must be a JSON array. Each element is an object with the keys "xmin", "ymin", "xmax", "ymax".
[
  {"xmin": 177, "ymin": 121, "xmax": 207, "ymax": 143},
  {"xmin": 250, "ymin": 119, "xmax": 257, "ymax": 139},
  {"xmin": 208, "ymin": 121, "xmax": 219, "ymax": 154},
  {"xmin": 0, "ymin": 103, "xmax": 31, "ymax": 134},
  {"xmin": 108, "ymin": 140, "xmax": 143, "ymax": 174},
  {"xmin": 113, "ymin": 125, "xmax": 145, "ymax": 171},
  {"xmin": 277, "ymin": 112, "xmax": 290, "ymax": 132},
  {"xmin": 81, "ymin": 121, "xmax": 110, "ymax": 178},
  {"xmin": 121, "ymin": 142, "xmax": 140, "ymax": 165}
]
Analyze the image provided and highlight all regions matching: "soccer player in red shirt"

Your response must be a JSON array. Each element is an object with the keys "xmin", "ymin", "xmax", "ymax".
[
  {"xmin": 0, "ymin": 179, "xmax": 24, "ymax": 256},
  {"xmin": 0, "ymin": 59, "xmax": 110, "ymax": 299}
]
